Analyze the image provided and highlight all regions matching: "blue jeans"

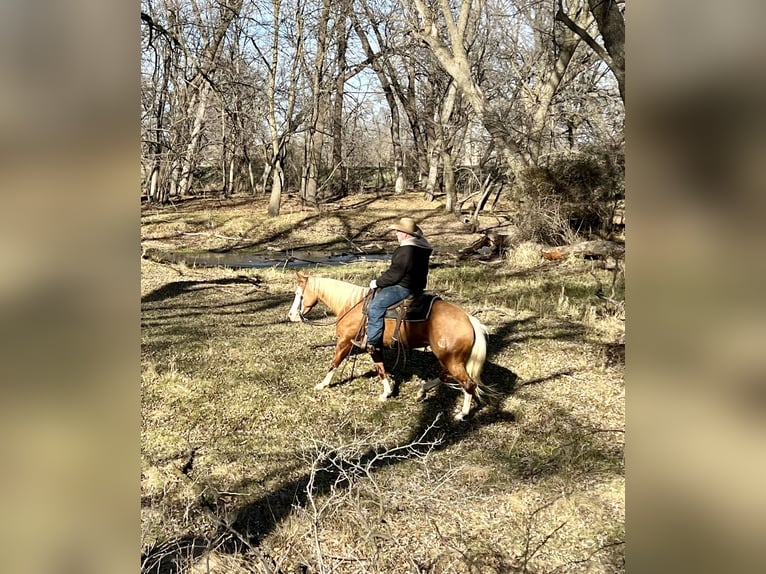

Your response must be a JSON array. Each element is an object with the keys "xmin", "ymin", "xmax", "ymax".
[{"xmin": 366, "ymin": 284, "xmax": 413, "ymax": 347}]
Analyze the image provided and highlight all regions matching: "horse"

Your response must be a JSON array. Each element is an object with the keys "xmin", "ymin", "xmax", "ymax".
[{"xmin": 287, "ymin": 271, "xmax": 491, "ymax": 420}]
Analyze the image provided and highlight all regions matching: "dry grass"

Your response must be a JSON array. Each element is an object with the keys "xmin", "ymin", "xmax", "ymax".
[{"xmin": 141, "ymin": 192, "xmax": 624, "ymax": 573}]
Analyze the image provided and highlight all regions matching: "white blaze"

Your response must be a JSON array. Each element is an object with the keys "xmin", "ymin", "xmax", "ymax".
[{"xmin": 287, "ymin": 287, "xmax": 304, "ymax": 322}]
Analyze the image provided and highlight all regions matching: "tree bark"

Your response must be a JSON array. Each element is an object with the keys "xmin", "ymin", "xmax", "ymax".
[
  {"xmin": 263, "ymin": 0, "xmax": 304, "ymax": 215},
  {"xmin": 330, "ymin": 0, "xmax": 351, "ymax": 197},
  {"xmin": 588, "ymin": 0, "xmax": 625, "ymax": 102},
  {"xmin": 554, "ymin": 1, "xmax": 624, "ymax": 103},
  {"xmin": 177, "ymin": 83, "xmax": 210, "ymax": 196},
  {"xmin": 442, "ymin": 147, "xmax": 456, "ymax": 211},
  {"xmin": 268, "ymin": 146, "xmax": 285, "ymax": 216}
]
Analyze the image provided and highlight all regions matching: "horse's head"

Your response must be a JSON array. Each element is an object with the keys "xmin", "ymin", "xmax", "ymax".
[{"xmin": 287, "ymin": 271, "xmax": 318, "ymax": 322}]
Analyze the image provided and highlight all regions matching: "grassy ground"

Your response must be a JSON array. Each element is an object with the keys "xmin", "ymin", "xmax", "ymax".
[{"xmin": 141, "ymin": 192, "xmax": 625, "ymax": 573}]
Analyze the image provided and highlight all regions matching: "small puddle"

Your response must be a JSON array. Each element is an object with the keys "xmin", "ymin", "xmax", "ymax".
[{"xmin": 143, "ymin": 248, "xmax": 391, "ymax": 269}]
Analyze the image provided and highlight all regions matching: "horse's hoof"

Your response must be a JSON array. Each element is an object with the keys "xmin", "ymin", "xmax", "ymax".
[
  {"xmin": 315, "ymin": 383, "xmax": 328, "ymax": 390},
  {"xmin": 378, "ymin": 393, "xmax": 391, "ymax": 402},
  {"xmin": 416, "ymin": 391, "xmax": 427, "ymax": 402},
  {"xmin": 454, "ymin": 411, "xmax": 468, "ymax": 421}
]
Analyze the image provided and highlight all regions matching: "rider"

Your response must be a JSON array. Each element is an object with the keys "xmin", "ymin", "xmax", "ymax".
[{"xmin": 365, "ymin": 217, "xmax": 433, "ymax": 353}]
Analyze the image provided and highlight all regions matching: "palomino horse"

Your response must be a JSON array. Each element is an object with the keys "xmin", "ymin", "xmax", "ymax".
[{"xmin": 287, "ymin": 271, "xmax": 490, "ymax": 419}]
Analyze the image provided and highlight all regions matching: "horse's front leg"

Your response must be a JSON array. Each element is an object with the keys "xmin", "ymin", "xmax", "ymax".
[
  {"xmin": 316, "ymin": 339, "xmax": 353, "ymax": 390},
  {"xmin": 369, "ymin": 349, "xmax": 393, "ymax": 401}
]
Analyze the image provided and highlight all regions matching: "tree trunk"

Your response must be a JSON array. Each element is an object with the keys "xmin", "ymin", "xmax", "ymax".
[
  {"xmin": 351, "ymin": 6, "xmax": 408, "ymax": 194},
  {"xmin": 542, "ymin": 240, "xmax": 625, "ymax": 261},
  {"xmin": 268, "ymin": 151, "xmax": 285, "ymax": 216},
  {"xmin": 424, "ymin": 140, "xmax": 440, "ymax": 201},
  {"xmin": 401, "ymin": 58, "xmax": 429, "ymax": 189},
  {"xmin": 228, "ymin": 157, "xmax": 236, "ymax": 195},
  {"xmin": 442, "ymin": 148, "xmax": 456, "ymax": 211},
  {"xmin": 330, "ymin": 0, "xmax": 350, "ymax": 197},
  {"xmin": 527, "ymin": 12, "xmax": 585, "ymax": 161},
  {"xmin": 408, "ymin": 0, "xmax": 532, "ymax": 180},
  {"xmin": 588, "ymin": 0, "xmax": 625, "ymax": 102},
  {"xmin": 263, "ymin": 0, "xmax": 304, "ymax": 215},
  {"xmin": 302, "ymin": 0, "xmax": 331, "ymax": 205},
  {"xmin": 242, "ymin": 144, "xmax": 255, "ymax": 194},
  {"xmin": 177, "ymin": 0, "xmax": 243, "ymax": 197},
  {"xmin": 221, "ymin": 103, "xmax": 227, "ymax": 195},
  {"xmin": 168, "ymin": 161, "xmax": 180, "ymax": 199},
  {"xmin": 178, "ymin": 83, "xmax": 210, "ymax": 196},
  {"xmin": 148, "ymin": 163, "xmax": 165, "ymax": 203},
  {"xmin": 260, "ymin": 162, "xmax": 272, "ymax": 196},
  {"xmin": 147, "ymin": 39, "xmax": 171, "ymax": 203}
]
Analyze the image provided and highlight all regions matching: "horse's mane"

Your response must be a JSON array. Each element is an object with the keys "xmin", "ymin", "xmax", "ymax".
[{"xmin": 309, "ymin": 276, "xmax": 368, "ymax": 314}]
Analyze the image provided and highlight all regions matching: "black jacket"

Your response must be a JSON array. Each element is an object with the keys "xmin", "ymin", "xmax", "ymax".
[{"xmin": 376, "ymin": 237, "xmax": 433, "ymax": 294}]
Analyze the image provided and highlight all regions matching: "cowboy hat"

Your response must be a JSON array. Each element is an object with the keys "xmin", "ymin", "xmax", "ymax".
[{"xmin": 388, "ymin": 217, "xmax": 423, "ymax": 237}]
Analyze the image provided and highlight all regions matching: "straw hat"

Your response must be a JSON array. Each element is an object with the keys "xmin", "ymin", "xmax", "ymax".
[{"xmin": 388, "ymin": 217, "xmax": 423, "ymax": 237}]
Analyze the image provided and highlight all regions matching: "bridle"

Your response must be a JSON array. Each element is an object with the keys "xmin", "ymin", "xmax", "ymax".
[
  {"xmin": 291, "ymin": 286, "xmax": 311, "ymax": 323},
  {"xmin": 291, "ymin": 285, "xmax": 332, "ymax": 325},
  {"xmin": 290, "ymin": 284, "xmax": 366, "ymax": 326}
]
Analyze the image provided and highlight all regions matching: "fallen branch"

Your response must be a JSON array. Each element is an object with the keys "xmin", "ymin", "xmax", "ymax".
[
  {"xmin": 182, "ymin": 231, "xmax": 247, "ymax": 242},
  {"xmin": 541, "ymin": 240, "xmax": 624, "ymax": 261}
]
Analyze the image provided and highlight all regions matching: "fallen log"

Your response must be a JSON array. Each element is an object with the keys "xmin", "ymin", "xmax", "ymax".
[{"xmin": 541, "ymin": 240, "xmax": 624, "ymax": 261}]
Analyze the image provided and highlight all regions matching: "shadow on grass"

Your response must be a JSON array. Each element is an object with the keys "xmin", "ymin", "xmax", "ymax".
[
  {"xmin": 142, "ymin": 276, "xmax": 263, "ymax": 304},
  {"xmin": 141, "ymin": 310, "xmax": 616, "ymax": 573},
  {"xmin": 141, "ymin": 276, "xmax": 292, "ymax": 359},
  {"xmin": 141, "ymin": 345, "xmax": 520, "ymax": 573}
]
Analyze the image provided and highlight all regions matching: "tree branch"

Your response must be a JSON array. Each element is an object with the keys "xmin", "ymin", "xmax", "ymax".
[{"xmin": 554, "ymin": 8, "xmax": 610, "ymax": 64}]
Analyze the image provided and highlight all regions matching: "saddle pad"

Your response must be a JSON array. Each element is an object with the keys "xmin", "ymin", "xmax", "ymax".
[{"xmin": 384, "ymin": 293, "xmax": 441, "ymax": 322}]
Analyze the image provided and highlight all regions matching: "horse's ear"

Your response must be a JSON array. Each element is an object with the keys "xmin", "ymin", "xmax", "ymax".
[{"xmin": 296, "ymin": 271, "xmax": 308, "ymax": 282}]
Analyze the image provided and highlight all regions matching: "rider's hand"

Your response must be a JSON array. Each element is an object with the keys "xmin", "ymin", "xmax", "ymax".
[{"xmin": 369, "ymin": 280, "xmax": 377, "ymax": 289}]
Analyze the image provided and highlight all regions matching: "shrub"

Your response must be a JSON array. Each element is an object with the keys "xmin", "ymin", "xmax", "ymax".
[{"xmin": 515, "ymin": 149, "xmax": 624, "ymax": 244}]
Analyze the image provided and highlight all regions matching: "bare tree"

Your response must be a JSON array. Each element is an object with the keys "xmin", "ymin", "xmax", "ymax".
[
  {"xmin": 351, "ymin": 0, "xmax": 410, "ymax": 194},
  {"xmin": 301, "ymin": 0, "xmax": 333, "ymax": 205},
  {"xmin": 141, "ymin": 0, "xmax": 623, "ymax": 218},
  {"xmin": 257, "ymin": 0, "xmax": 305, "ymax": 215},
  {"xmin": 555, "ymin": 0, "xmax": 625, "ymax": 102},
  {"xmin": 401, "ymin": 0, "xmax": 532, "ymax": 180},
  {"xmin": 177, "ymin": 0, "xmax": 244, "ymax": 197},
  {"xmin": 141, "ymin": 0, "xmax": 244, "ymax": 201}
]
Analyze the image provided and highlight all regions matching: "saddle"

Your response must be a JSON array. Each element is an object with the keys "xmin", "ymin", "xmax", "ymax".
[{"xmin": 352, "ymin": 291, "xmax": 441, "ymax": 348}]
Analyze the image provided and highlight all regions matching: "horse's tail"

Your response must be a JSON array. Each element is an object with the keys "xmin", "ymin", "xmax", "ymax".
[{"xmin": 466, "ymin": 314, "xmax": 491, "ymax": 400}]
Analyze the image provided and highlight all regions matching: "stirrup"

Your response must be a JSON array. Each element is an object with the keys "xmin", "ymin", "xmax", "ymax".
[{"xmin": 351, "ymin": 335, "xmax": 367, "ymax": 348}]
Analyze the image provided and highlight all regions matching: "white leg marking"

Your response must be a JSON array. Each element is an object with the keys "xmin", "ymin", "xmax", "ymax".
[
  {"xmin": 316, "ymin": 369, "xmax": 334, "ymax": 390},
  {"xmin": 455, "ymin": 391, "xmax": 473, "ymax": 421},
  {"xmin": 378, "ymin": 377, "xmax": 393, "ymax": 401}
]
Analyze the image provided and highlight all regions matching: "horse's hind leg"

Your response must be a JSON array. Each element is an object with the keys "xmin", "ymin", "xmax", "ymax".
[
  {"xmin": 442, "ymin": 358, "xmax": 477, "ymax": 421},
  {"xmin": 416, "ymin": 356, "xmax": 475, "ymax": 420},
  {"xmin": 456, "ymin": 391, "xmax": 474, "ymax": 421},
  {"xmin": 369, "ymin": 349, "xmax": 394, "ymax": 401},
  {"xmin": 416, "ymin": 365, "xmax": 452, "ymax": 402},
  {"xmin": 416, "ymin": 375, "xmax": 442, "ymax": 402}
]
